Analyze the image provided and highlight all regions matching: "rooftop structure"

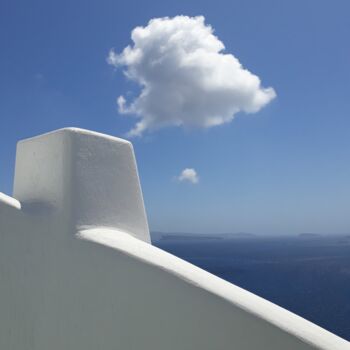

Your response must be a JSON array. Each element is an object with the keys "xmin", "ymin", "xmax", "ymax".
[{"xmin": 0, "ymin": 128, "xmax": 349, "ymax": 349}]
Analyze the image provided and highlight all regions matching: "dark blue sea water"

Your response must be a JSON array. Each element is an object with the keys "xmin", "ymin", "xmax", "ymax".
[{"xmin": 154, "ymin": 235, "xmax": 350, "ymax": 341}]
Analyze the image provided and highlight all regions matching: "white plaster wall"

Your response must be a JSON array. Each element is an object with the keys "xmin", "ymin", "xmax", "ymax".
[{"xmin": 0, "ymin": 128, "xmax": 349, "ymax": 350}]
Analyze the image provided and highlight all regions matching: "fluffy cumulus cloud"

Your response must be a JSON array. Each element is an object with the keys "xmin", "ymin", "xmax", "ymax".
[
  {"xmin": 177, "ymin": 168, "xmax": 199, "ymax": 184},
  {"xmin": 108, "ymin": 15, "xmax": 276, "ymax": 136}
]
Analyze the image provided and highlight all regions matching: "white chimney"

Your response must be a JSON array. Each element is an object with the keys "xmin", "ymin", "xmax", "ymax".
[{"xmin": 13, "ymin": 128, "xmax": 150, "ymax": 243}]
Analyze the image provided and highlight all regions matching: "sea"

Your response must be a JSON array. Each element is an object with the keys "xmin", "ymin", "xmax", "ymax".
[{"xmin": 153, "ymin": 233, "xmax": 350, "ymax": 341}]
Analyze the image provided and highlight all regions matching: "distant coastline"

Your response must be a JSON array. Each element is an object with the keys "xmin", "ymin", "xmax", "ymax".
[{"xmin": 151, "ymin": 231, "xmax": 256, "ymax": 242}]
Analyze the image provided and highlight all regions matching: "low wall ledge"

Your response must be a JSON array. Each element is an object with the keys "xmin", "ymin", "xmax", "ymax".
[{"xmin": 0, "ymin": 192, "xmax": 21, "ymax": 210}]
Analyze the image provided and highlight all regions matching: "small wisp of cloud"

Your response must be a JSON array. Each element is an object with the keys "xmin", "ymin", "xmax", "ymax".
[
  {"xmin": 177, "ymin": 168, "xmax": 199, "ymax": 184},
  {"xmin": 108, "ymin": 15, "xmax": 276, "ymax": 137}
]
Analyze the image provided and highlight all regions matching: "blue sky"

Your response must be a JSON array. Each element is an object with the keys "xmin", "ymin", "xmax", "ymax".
[{"xmin": 1, "ymin": 0, "xmax": 349, "ymax": 234}]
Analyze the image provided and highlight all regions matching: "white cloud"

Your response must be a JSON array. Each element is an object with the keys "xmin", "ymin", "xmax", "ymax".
[
  {"xmin": 108, "ymin": 15, "xmax": 276, "ymax": 136},
  {"xmin": 177, "ymin": 168, "xmax": 199, "ymax": 184}
]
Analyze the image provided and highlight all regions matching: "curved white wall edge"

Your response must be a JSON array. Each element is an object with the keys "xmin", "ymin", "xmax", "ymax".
[
  {"xmin": 0, "ymin": 192, "xmax": 21, "ymax": 210},
  {"xmin": 78, "ymin": 226, "xmax": 350, "ymax": 350}
]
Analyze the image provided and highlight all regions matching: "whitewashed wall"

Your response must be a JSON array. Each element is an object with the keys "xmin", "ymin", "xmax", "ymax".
[{"xmin": 0, "ymin": 128, "xmax": 349, "ymax": 350}]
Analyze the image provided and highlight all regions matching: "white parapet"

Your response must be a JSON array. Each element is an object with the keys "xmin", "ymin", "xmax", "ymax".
[
  {"xmin": 0, "ymin": 128, "xmax": 349, "ymax": 350},
  {"xmin": 0, "ymin": 192, "xmax": 21, "ymax": 210}
]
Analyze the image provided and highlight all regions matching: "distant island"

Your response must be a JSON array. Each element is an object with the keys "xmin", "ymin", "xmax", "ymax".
[
  {"xmin": 298, "ymin": 233, "xmax": 323, "ymax": 238},
  {"xmin": 151, "ymin": 231, "xmax": 256, "ymax": 242}
]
